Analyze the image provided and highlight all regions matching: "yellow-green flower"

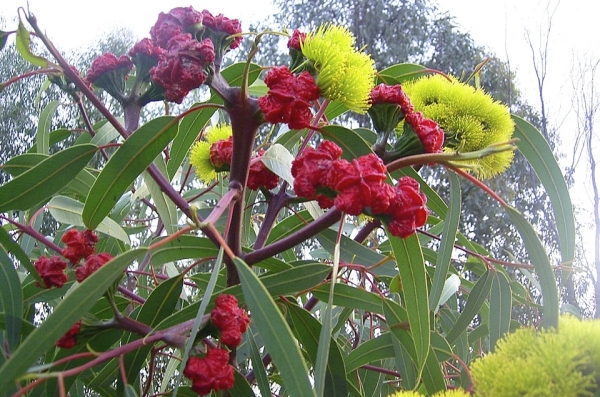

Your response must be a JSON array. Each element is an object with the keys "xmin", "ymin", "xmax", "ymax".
[
  {"xmin": 471, "ymin": 315, "xmax": 600, "ymax": 396},
  {"xmin": 301, "ymin": 24, "xmax": 376, "ymax": 113},
  {"xmin": 400, "ymin": 74, "xmax": 515, "ymax": 178},
  {"xmin": 189, "ymin": 124, "xmax": 233, "ymax": 183}
]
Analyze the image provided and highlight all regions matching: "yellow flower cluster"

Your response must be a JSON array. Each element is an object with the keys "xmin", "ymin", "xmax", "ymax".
[
  {"xmin": 189, "ymin": 124, "xmax": 233, "ymax": 183},
  {"xmin": 301, "ymin": 24, "xmax": 376, "ymax": 113},
  {"xmin": 401, "ymin": 74, "xmax": 515, "ymax": 179},
  {"xmin": 471, "ymin": 315, "xmax": 600, "ymax": 396}
]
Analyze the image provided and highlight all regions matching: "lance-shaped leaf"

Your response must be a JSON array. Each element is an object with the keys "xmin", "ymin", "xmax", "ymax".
[
  {"xmin": 0, "ymin": 247, "xmax": 22, "ymax": 350},
  {"xmin": 0, "ymin": 144, "xmax": 97, "ymax": 212},
  {"xmin": 376, "ymin": 63, "xmax": 430, "ymax": 85},
  {"xmin": 512, "ymin": 115, "xmax": 575, "ymax": 264},
  {"xmin": 233, "ymin": 257, "xmax": 317, "ymax": 397},
  {"xmin": 16, "ymin": 20, "xmax": 54, "ymax": 68},
  {"xmin": 389, "ymin": 234, "xmax": 430, "ymax": 376},
  {"xmin": 0, "ymin": 248, "xmax": 147, "ymax": 389},
  {"xmin": 36, "ymin": 100, "xmax": 60, "ymax": 155},
  {"xmin": 489, "ymin": 271, "xmax": 512, "ymax": 351},
  {"xmin": 83, "ymin": 116, "xmax": 178, "ymax": 230}
]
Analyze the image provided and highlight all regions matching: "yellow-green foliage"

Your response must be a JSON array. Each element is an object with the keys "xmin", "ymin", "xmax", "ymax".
[
  {"xmin": 401, "ymin": 74, "xmax": 514, "ymax": 179},
  {"xmin": 388, "ymin": 389, "xmax": 470, "ymax": 397},
  {"xmin": 471, "ymin": 315, "xmax": 600, "ymax": 396}
]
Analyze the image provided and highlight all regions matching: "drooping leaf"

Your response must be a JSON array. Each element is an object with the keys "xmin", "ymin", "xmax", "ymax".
[
  {"xmin": 489, "ymin": 271, "xmax": 512, "ymax": 351},
  {"xmin": 388, "ymin": 234, "xmax": 430, "ymax": 375},
  {"xmin": 261, "ymin": 144, "xmax": 295, "ymax": 185},
  {"xmin": 0, "ymin": 144, "xmax": 97, "ymax": 212},
  {"xmin": 0, "ymin": 246, "xmax": 22, "ymax": 350},
  {"xmin": 47, "ymin": 196, "xmax": 130, "ymax": 244},
  {"xmin": 429, "ymin": 170, "xmax": 461, "ymax": 311},
  {"xmin": 445, "ymin": 269, "xmax": 494, "ymax": 343},
  {"xmin": 143, "ymin": 158, "xmax": 178, "ymax": 234},
  {"xmin": 0, "ymin": 226, "xmax": 41, "ymax": 285},
  {"xmin": 36, "ymin": 100, "xmax": 60, "ymax": 155},
  {"xmin": 377, "ymin": 63, "xmax": 431, "ymax": 85},
  {"xmin": 83, "ymin": 116, "xmax": 178, "ymax": 230},
  {"xmin": 233, "ymin": 257, "xmax": 317, "ymax": 397},
  {"xmin": 512, "ymin": 115, "xmax": 575, "ymax": 265},
  {"xmin": 506, "ymin": 206, "xmax": 559, "ymax": 328},
  {"xmin": 0, "ymin": 249, "xmax": 147, "ymax": 389},
  {"xmin": 15, "ymin": 20, "xmax": 53, "ymax": 67},
  {"xmin": 345, "ymin": 333, "xmax": 394, "ymax": 373}
]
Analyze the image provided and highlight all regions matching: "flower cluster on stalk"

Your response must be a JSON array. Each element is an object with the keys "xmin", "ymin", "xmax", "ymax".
[
  {"xmin": 33, "ymin": 229, "xmax": 112, "ymax": 289},
  {"xmin": 291, "ymin": 141, "xmax": 429, "ymax": 238},
  {"xmin": 183, "ymin": 294, "xmax": 250, "ymax": 395}
]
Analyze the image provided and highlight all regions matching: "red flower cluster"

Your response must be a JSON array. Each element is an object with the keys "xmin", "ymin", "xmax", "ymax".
[
  {"xmin": 129, "ymin": 38, "xmax": 166, "ymax": 60},
  {"xmin": 258, "ymin": 66, "xmax": 321, "ymax": 130},
  {"xmin": 201, "ymin": 9, "xmax": 243, "ymax": 50},
  {"xmin": 34, "ymin": 255, "xmax": 68, "ymax": 289},
  {"xmin": 184, "ymin": 348, "xmax": 235, "ymax": 395},
  {"xmin": 75, "ymin": 252, "xmax": 113, "ymax": 283},
  {"xmin": 209, "ymin": 137, "xmax": 280, "ymax": 191},
  {"xmin": 150, "ymin": 34, "xmax": 215, "ymax": 104},
  {"xmin": 150, "ymin": 7, "xmax": 204, "ymax": 48},
  {"xmin": 85, "ymin": 53, "xmax": 133, "ymax": 85},
  {"xmin": 210, "ymin": 137, "xmax": 233, "ymax": 170},
  {"xmin": 287, "ymin": 29, "xmax": 306, "ymax": 50},
  {"xmin": 292, "ymin": 141, "xmax": 429, "ymax": 237},
  {"xmin": 61, "ymin": 229, "xmax": 98, "ymax": 264},
  {"xmin": 211, "ymin": 294, "xmax": 250, "ymax": 348},
  {"xmin": 369, "ymin": 83, "xmax": 444, "ymax": 153},
  {"xmin": 56, "ymin": 320, "xmax": 81, "ymax": 349}
]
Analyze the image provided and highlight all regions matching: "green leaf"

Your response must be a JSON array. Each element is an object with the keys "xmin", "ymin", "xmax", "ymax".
[
  {"xmin": 0, "ymin": 248, "xmax": 147, "ymax": 389},
  {"xmin": 121, "ymin": 274, "xmax": 183, "ymax": 392},
  {"xmin": 345, "ymin": 333, "xmax": 394, "ymax": 372},
  {"xmin": 286, "ymin": 304, "xmax": 348, "ymax": 397},
  {"xmin": 144, "ymin": 158, "xmax": 178, "ymax": 234},
  {"xmin": 229, "ymin": 370, "xmax": 256, "ymax": 397},
  {"xmin": 83, "ymin": 116, "xmax": 178, "ymax": 230},
  {"xmin": 47, "ymin": 196, "xmax": 130, "ymax": 243},
  {"xmin": 167, "ymin": 106, "xmax": 214, "ymax": 180},
  {"xmin": 261, "ymin": 144, "xmax": 295, "ymax": 185},
  {"xmin": 233, "ymin": 257, "xmax": 317, "ymax": 397},
  {"xmin": 90, "ymin": 118, "xmax": 123, "ymax": 146},
  {"xmin": 382, "ymin": 299, "xmax": 418, "ymax": 388},
  {"xmin": 316, "ymin": 228, "xmax": 395, "ymax": 276},
  {"xmin": 512, "ymin": 115, "xmax": 575, "ymax": 264},
  {"xmin": 0, "ymin": 226, "xmax": 41, "ymax": 285},
  {"xmin": 0, "ymin": 144, "xmax": 97, "ymax": 212},
  {"xmin": 36, "ymin": 100, "xmax": 60, "ymax": 155},
  {"xmin": 320, "ymin": 125, "xmax": 373, "ymax": 160},
  {"xmin": 247, "ymin": 328, "xmax": 272, "ymax": 397},
  {"xmin": 506, "ymin": 206, "xmax": 559, "ymax": 328},
  {"xmin": 0, "ymin": 246, "xmax": 22, "ymax": 350},
  {"xmin": 445, "ymin": 269, "xmax": 494, "ymax": 343},
  {"xmin": 388, "ymin": 234, "xmax": 430, "ymax": 375},
  {"xmin": 16, "ymin": 20, "xmax": 52, "ymax": 67},
  {"xmin": 0, "ymin": 30, "xmax": 8, "ymax": 52},
  {"xmin": 489, "ymin": 271, "xmax": 512, "ymax": 352},
  {"xmin": 421, "ymin": 345, "xmax": 447, "ymax": 395},
  {"xmin": 312, "ymin": 283, "xmax": 385, "ymax": 314},
  {"xmin": 429, "ymin": 171, "xmax": 461, "ymax": 311},
  {"xmin": 377, "ymin": 63, "xmax": 430, "ymax": 84}
]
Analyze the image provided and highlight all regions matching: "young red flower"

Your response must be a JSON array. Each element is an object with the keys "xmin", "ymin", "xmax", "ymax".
[
  {"xmin": 150, "ymin": 7, "xmax": 204, "ymax": 48},
  {"xmin": 369, "ymin": 83, "xmax": 414, "ymax": 113},
  {"xmin": 404, "ymin": 111, "xmax": 444, "ymax": 153},
  {"xmin": 209, "ymin": 136, "xmax": 233, "ymax": 171},
  {"xmin": 258, "ymin": 66, "xmax": 320, "ymax": 130},
  {"xmin": 61, "ymin": 229, "xmax": 98, "ymax": 264},
  {"xmin": 386, "ymin": 176, "xmax": 429, "ymax": 238},
  {"xmin": 34, "ymin": 255, "xmax": 68, "ymax": 289},
  {"xmin": 200, "ymin": 9, "xmax": 243, "ymax": 50},
  {"xmin": 150, "ymin": 34, "xmax": 215, "ymax": 103},
  {"xmin": 291, "ymin": 140, "xmax": 343, "ymax": 201},
  {"xmin": 183, "ymin": 348, "xmax": 235, "ymax": 395},
  {"xmin": 287, "ymin": 29, "xmax": 306, "ymax": 51},
  {"xmin": 85, "ymin": 53, "xmax": 133, "ymax": 85},
  {"xmin": 247, "ymin": 154, "xmax": 280, "ymax": 191},
  {"xmin": 211, "ymin": 294, "xmax": 250, "ymax": 348},
  {"xmin": 56, "ymin": 320, "xmax": 81, "ymax": 349},
  {"xmin": 75, "ymin": 252, "xmax": 113, "ymax": 283}
]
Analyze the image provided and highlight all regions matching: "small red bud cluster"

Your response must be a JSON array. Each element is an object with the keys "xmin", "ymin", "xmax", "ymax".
[
  {"xmin": 369, "ymin": 83, "xmax": 444, "ymax": 153},
  {"xmin": 55, "ymin": 320, "xmax": 82, "ymax": 349},
  {"xmin": 209, "ymin": 137, "xmax": 280, "ymax": 191},
  {"xmin": 183, "ymin": 295, "xmax": 250, "ymax": 395},
  {"xmin": 258, "ymin": 65, "xmax": 321, "ymax": 130},
  {"xmin": 33, "ymin": 229, "xmax": 112, "ymax": 289},
  {"xmin": 292, "ymin": 141, "xmax": 429, "ymax": 238},
  {"xmin": 85, "ymin": 53, "xmax": 133, "ymax": 85}
]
